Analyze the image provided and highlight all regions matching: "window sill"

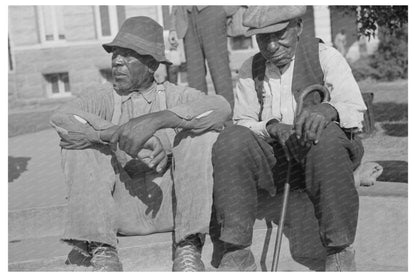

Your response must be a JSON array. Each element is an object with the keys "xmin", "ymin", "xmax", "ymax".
[{"xmin": 47, "ymin": 92, "xmax": 72, "ymax": 99}]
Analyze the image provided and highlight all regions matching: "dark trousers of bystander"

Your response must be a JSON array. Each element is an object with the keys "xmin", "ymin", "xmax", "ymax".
[{"xmin": 183, "ymin": 6, "xmax": 234, "ymax": 108}]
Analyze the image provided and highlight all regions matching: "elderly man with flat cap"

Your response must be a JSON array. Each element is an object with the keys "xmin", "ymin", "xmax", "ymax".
[
  {"xmin": 50, "ymin": 16, "xmax": 231, "ymax": 271},
  {"xmin": 210, "ymin": 6, "xmax": 367, "ymax": 271}
]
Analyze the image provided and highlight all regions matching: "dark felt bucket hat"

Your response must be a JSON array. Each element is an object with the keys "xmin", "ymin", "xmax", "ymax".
[
  {"xmin": 103, "ymin": 16, "xmax": 172, "ymax": 65},
  {"xmin": 243, "ymin": 6, "xmax": 307, "ymax": 36}
]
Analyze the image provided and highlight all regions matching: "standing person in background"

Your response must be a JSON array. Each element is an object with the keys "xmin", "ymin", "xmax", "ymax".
[
  {"xmin": 334, "ymin": 28, "xmax": 347, "ymax": 56},
  {"xmin": 165, "ymin": 43, "xmax": 183, "ymax": 85},
  {"xmin": 169, "ymin": 6, "xmax": 239, "ymax": 108}
]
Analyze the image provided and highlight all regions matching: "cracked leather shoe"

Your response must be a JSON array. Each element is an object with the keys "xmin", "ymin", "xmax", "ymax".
[
  {"xmin": 325, "ymin": 246, "xmax": 356, "ymax": 271},
  {"xmin": 89, "ymin": 242, "xmax": 123, "ymax": 271},
  {"xmin": 172, "ymin": 234, "xmax": 205, "ymax": 271}
]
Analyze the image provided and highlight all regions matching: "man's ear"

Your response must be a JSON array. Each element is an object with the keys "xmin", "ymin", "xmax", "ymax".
[
  {"xmin": 149, "ymin": 59, "xmax": 160, "ymax": 73},
  {"xmin": 147, "ymin": 59, "xmax": 159, "ymax": 74}
]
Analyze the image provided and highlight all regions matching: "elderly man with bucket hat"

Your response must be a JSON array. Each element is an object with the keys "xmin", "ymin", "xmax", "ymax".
[
  {"xmin": 210, "ymin": 6, "xmax": 367, "ymax": 271},
  {"xmin": 50, "ymin": 16, "xmax": 230, "ymax": 271}
]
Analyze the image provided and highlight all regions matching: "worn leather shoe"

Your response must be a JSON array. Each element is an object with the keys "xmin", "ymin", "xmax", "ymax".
[
  {"xmin": 65, "ymin": 248, "xmax": 92, "ymax": 267},
  {"xmin": 89, "ymin": 242, "xmax": 123, "ymax": 271},
  {"xmin": 64, "ymin": 240, "xmax": 92, "ymax": 267},
  {"xmin": 218, "ymin": 248, "xmax": 257, "ymax": 271},
  {"xmin": 172, "ymin": 234, "xmax": 205, "ymax": 271},
  {"xmin": 325, "ymin": 246, "xmax": 356, "ymax": 271}
]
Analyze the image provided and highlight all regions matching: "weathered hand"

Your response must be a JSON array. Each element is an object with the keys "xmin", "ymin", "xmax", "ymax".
[
  {"xmin": 168, "ymin": 30, "xmax": 179, "ymax": 49},
  {"xmin": 266, "ymin": 120, "xmax": 307, "ymax": 162},
  {"xmin": 266, "ymin": 120, "xmax": 294, "ymax": 147},
  {"xmin": 137, "ymin": 136, "xmax": 168, "ymax": 173},
  {"xmin": 99, "ymin": 125, "xmax": 120, "ymax": 142},
  {"xmin": 295, "ymin": 103, "xmax": 337, "ymax": 145},
  {"xmin": 110, "ymin": 114, "xmax": 163, "ymax": 158}
]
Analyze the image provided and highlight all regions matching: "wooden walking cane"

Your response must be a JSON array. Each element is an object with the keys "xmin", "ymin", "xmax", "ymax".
[{"xmin": 271, "ymin": 84, "xmax": 330, "ymax": 271}]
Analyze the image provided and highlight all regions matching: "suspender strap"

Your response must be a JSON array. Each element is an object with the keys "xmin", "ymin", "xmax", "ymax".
[{"xmin": 252, "ymin": 52, "xmax": 267, "ymax": 121}]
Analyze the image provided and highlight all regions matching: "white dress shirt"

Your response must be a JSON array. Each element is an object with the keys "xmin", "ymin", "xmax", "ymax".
[{"xmin": 233, "ymin": 43, "xmax": 367, "ymax": 139}]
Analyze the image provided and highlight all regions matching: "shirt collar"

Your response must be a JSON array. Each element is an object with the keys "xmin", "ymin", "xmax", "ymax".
[{"xmin": 120, "ymin": 82, "xmax": 157, "ymax": 104}]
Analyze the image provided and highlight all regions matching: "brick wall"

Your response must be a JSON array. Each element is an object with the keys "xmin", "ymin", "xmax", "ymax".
[
  {"xmin": 63, "ymin": 6, "xmax": 97, "ymax": 41},
  {"xmin": 8, "ymin": 6, "xmax": 40, "ymax": 46},
  {"xmin": 13, "ymin": 44, "xmax": 110, "ymax": 99},
  {"xmin": 9, "ymin": 6, "xmax": 175, "ymax": 101},
  {"xmin": 125, "ymin": 5, "xmax": 159, "ymax": 21}
]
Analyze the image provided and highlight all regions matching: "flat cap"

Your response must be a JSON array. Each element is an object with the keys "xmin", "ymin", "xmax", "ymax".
[{"xmin": 243, "ymin": 6, "xmax": 307, "ymax": 36}]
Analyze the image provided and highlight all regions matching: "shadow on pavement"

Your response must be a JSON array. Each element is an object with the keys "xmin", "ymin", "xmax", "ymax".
[
  {"xmin": 256, "ymin": 190, "xmax": 326, "ymax": 271},
  {"xmin": 375, "ymin": 160, "xmax": 408, "ymax": 183},
  {"xmin": 8, "ymin": 156, "xmax": 31, "ymax": 182}
]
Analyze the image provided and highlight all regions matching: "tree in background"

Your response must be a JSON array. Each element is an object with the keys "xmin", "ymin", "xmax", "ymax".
[
  {"xmin": 331, "ymin": 6, "xmax": 407, "ymax": 39},
  {"xmin": 331, "ymin": 6, "xmax": 408, "ymax": 81}
]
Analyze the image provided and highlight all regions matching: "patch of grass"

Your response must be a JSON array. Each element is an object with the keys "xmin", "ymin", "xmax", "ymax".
[
  {"xmin": 382, "ymin": 123, "xmax": 408, "ymax": 137},
  {"xmin": 375, "ymin": 160, "xmax": 408, "ymax": 183},
  {"xmin": 358, "ymin": 79, "xmax": 408, "ymax": 103},
  {"xmin": 8, "ymin": 110, "xmax": 54, "ymax": 137},
  {"xmin": 373, "ymin": 102, "xmax": 408, "ymax": 122}
]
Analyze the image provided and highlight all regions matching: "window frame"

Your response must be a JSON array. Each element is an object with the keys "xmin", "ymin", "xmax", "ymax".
[
  {"xmin": 94, "ymin": 5, "xmax": 123, "ymax": 40},
  {"xmin": 36, "ymin": 6, "xmax": 66, "ymax": 45},
  {"xmin": 44, "ymin": 72, "xmax": 72, "ymax": 98}
]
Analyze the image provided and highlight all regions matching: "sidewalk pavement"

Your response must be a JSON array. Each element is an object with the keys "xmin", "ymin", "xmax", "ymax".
[{"xmin": 8, "ymin": 128, "xmax": 408, "ymax": 271}]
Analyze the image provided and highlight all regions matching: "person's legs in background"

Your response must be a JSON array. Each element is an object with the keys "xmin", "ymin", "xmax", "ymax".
[
  {"xmin": 166, "ymin": 64, "xmax": 180, "ymax": 85},
  {"xmin": 197, "ymin": 6, "xmax": 234, "ymax": 108},
  {"xmin": 183, "ymin": 8, "xmax": 208, "ymax": 93}
]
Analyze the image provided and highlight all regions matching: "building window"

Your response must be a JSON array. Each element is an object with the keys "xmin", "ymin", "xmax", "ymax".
[
  {"xmin": 44, "ymin": 72, "xmax": 71, "ymax": 97},
  {"xmin": 229, "ymin": 35, "xmax": 254, "ymax": 51},
  {"xmin": 37, "ymin": 6, "xmax": 66, "ymax": 43},
  {"xmin": 95, "ymin": 6, "xmax": 126, "ymax": 38}
]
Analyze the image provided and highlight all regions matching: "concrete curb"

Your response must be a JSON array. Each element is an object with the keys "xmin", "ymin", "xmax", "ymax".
[{"xmin": 9, "ymin": 192, "xmax": 408, "ymax": 271}]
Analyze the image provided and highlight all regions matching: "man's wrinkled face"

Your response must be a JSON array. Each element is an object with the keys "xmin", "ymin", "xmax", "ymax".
[
  {"xmin": 111, "ymin": 47, "xmax": 157, "ymax": 93},
  {"xmin": 256, "ymin": 20, "xmax": 303, "ymax": 68}
]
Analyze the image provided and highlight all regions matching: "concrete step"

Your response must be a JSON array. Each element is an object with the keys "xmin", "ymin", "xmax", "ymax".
[
  {"xmin": 8, "ymin": 221, "xmax": 309, "ymax": 272},
  {"xmin": 9, "ymin": 192, "xmax": 408, "ymax": 271}
]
